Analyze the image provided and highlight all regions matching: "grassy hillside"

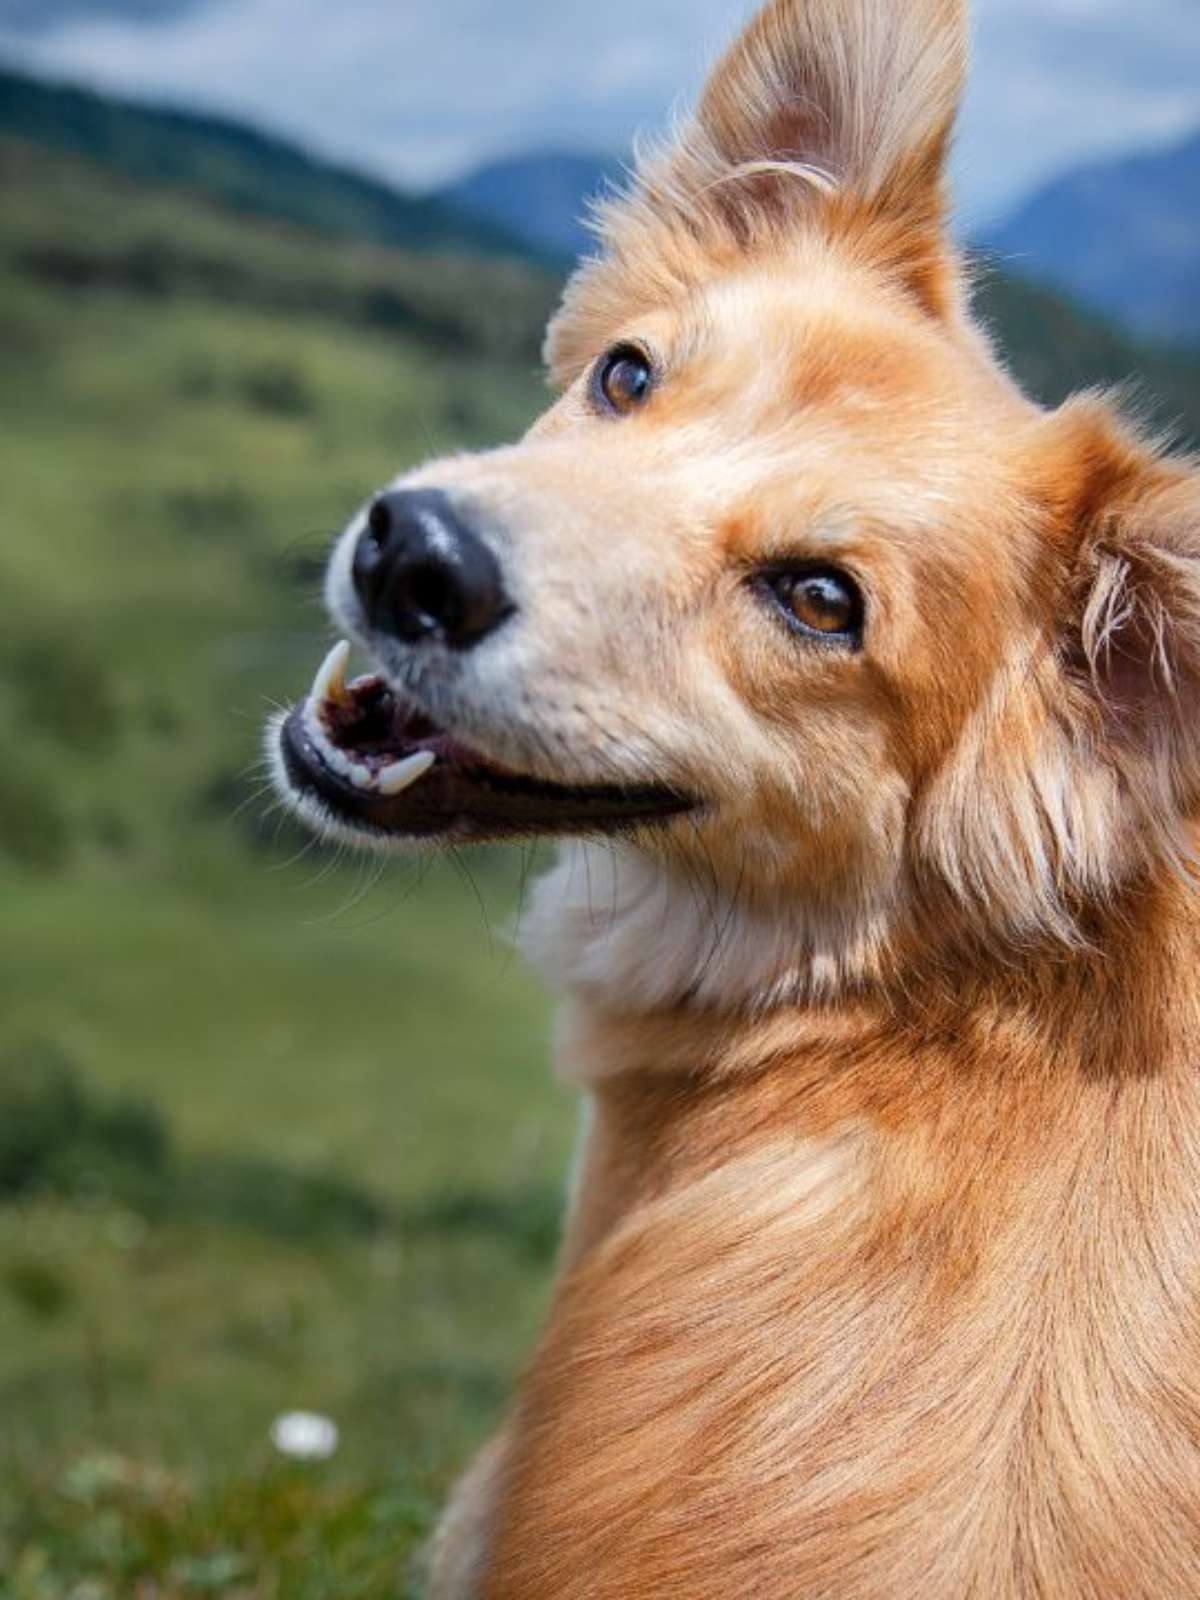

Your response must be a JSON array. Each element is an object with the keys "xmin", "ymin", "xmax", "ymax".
[
  {"xmin": 0, "ymin": 65, "xmax": 529, "ymax": 259},
  {"xmin": 0, "ymin": 141, "xmax": 567, "ymax": 1599},
  {"xmin": 2, "ymin": 126, "xmax": 1199, "ymax": 1598},
  {"xmin": 974, "ymin": 265, "xmax": 1200, "ymax": 441}
]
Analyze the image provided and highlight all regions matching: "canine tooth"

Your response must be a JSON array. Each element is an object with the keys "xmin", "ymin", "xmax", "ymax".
[
  {"xmin": 310, "ymin": 640, "xmax": 352, "ymax": 709},
  {"xmin": 378, "ymin": 751, "xmax": 436, "ymax": 797}
]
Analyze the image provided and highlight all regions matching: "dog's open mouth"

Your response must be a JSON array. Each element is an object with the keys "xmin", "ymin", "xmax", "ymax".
[{"xmin": 278, "ymin": 642, "xmax": 692, "ymax": 843}]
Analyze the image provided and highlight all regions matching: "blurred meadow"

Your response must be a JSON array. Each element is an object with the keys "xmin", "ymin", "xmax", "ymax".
[
  {"xmin": 0, "ymin": 46, "xmax": 1198, "ymax": 1600},
  {"xmin": 0, "ymin": 130, "xmax": 572, "ymax": 1599}
]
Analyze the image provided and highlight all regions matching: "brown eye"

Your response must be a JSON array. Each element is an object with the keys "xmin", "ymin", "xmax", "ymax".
[
  {"xmin": 758, "ymin": 566, "xmax": 865, "ymax": 646},
  {"xmin": 594, "ymin": 344, "xmax": 654, "ymax": 416}
]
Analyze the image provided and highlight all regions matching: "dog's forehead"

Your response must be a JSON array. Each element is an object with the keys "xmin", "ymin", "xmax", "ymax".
[
  {"xmin": 613, "ymin": 267, "xmax": 1006, "ymax": 512},
  {"xmin": 635, "ymin": 263, "xmax": 974, "ymax": 433}
]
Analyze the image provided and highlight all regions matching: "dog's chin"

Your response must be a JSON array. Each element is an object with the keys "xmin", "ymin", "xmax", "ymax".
[{"xmin": 269, "ymin": 641, "xmax": 693, "ymax": 849}]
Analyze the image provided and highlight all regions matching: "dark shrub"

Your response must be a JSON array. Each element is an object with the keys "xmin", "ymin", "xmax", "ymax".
[
  {"xmin": 0, "ymin": 1041, "xmax": 170, "ymax": 1211},
  {"xmin": 409, "ymin": 1183, "xmax": 561, "ymax": 1264},
  {"xmin": 2, "ymin": 632, "xmax": 119, "ymax": 754},
  {"xmin": 185, "ymin": 1156, "xmax": 388, "ymax": 1241},
  {"xmin": 0, "ymin": 1041, "xmax": 389, "ymax": 1242},
  {"xmin": 2, "ymin": 1255, "xmax": 73, "ymax": 1320},
  {"xmin": 165, "ymin": 483, "xmax": 255, "ymax": 538},
  {"xmin": 0, "ymin": 766, "xmax": 71, "ymax": 871},
  {"xmin": 240, "ymin": 361, "xmax": 315, "ymax": 418},
  {"xmin": 0, "ymin": 1042, "xmax": 87, "ymax": 1196}
]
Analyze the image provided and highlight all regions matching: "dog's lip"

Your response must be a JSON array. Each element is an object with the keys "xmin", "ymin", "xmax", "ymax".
[{"xmin": 277, "ymin": 640, "xmax": 694, "ymax": 842}]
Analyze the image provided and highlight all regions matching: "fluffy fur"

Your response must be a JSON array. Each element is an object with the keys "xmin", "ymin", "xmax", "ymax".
[{"xmin": 300, "ymin": 0, "xmax": 1200, "ymax": 1592}]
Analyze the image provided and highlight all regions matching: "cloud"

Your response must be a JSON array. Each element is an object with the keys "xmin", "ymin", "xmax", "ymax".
[
  {"xmin": 958, "ymin": 0, "xmax": 1200, "ymax": 221},
  {"xmin": 0, "ymin": 0, "xmax": 1196, "ymax": 221},
  {"xmin": 0, "ymin": 0, "xmax": 205, "ymax": 30}
]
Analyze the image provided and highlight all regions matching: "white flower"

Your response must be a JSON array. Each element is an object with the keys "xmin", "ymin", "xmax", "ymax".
[{"xmin": 270, "ymin": 1411, "xmax": 339, "ymax": 1461}]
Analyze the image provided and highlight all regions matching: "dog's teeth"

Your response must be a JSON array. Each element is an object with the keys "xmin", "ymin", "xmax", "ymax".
[
  {"xmin": 378, "ymin": 752, "xmax": 436, "ymax": 797},
  {"xmin": 310, "ymin": 640, "xmax": 352, "ymax": 710}
]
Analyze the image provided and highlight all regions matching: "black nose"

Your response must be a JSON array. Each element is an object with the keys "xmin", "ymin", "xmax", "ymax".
[{"xmin": 352, "ymin": 489, "xmax": 513, "ymax": 650}]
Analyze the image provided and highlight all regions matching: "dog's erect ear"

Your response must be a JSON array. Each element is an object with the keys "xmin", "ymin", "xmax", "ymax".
[
  {"xmin": 547, "ymin": 0, "xmax": 968, "ymax": 380},
  {"xmin": 615, "ymin": 0, "xmax": 965, "ymax": 305},
  {"xmin": 691, "ymin": 0, "xmax": 966, "ymax": 226}
]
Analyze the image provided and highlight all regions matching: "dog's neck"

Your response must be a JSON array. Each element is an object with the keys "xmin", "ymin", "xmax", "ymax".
[
  {"xmin": 521, "ymin": 842, "xmax": 895, "ymax": 1016},
  {"xmin": 524, "ymin": 841, "xmax": 1200, "ymax": 1094},
  {"xmin": 548, "ymin": 866, "xmax": 1200, "ymax": 1287}
]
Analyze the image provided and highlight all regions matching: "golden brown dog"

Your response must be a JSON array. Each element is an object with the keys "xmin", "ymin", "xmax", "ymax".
[{"xmin": 272, "ymin": 1, "xmax": 1200, "ymax": 1593}]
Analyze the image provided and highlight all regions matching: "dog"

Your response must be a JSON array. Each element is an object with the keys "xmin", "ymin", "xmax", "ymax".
[{"xmin": 271, "ymin": 0, "xmax": 1200, "ymax": 1593}]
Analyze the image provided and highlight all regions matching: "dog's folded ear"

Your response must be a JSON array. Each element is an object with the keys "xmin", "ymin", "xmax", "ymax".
[
  {"xmin": 1056, "ymin": 403, "xmax": 1200, "ymax": 813},
  {"xmin": 596, "ymin": 0, "xmax": 967, "ymax": 317},
  {"xmin": 920, "ymin": 404, "xmax": 1200, "ymax": 944}
]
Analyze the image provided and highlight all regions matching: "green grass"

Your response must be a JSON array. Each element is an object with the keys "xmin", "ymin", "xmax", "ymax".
[
  {"xmin": 0, "ymin": 854, "xmax": 572, "ymax": 1598},
  {"xmin": 0, "ymin": 152, "xmax": 569, "ymax": 1598}
]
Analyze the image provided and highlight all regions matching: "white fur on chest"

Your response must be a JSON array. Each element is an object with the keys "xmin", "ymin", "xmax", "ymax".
[{"xmin": 520, "ymin": 842, "xmax": 890, "ymax": 1029}]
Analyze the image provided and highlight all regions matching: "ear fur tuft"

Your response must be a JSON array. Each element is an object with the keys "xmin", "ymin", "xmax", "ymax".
[
  {"xmin": 919, "ymin": 400, "xmax": 1200, "ymax": 946},
  {"xmin": 1053, "ymin": 401, "xmax": 1200, "ymax": 743}
]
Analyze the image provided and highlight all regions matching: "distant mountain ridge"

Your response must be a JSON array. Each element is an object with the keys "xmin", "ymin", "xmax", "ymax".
[
  {"xmin": 443, "ymin": 140, "xmax": 1200, "ymax": 349},
  {"xmin": 983, "ymin": 129, "xmax": 1200, "ymax": 345},
  {"xmin": 1, "ymin": 61, "xmax": 1196, "ymax": 447},
  {"xmin": 0, "ymin": 64, "xmax": 529, "ymax": 259},
  {"xmin": 4, "ymin": 62, "xmax": 1196, "ymax": 347},
  {"xmin": 442, "ymin": 150, "xmax": 625, "ymax": 262}
]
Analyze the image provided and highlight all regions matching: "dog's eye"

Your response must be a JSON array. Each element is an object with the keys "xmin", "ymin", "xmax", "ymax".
[
  {"xmin": 594, "ymin": 345, "xmax": 654, "ymax": 416},
  {"xmin": 758, "ymin": 567, "xmax": 865, "ymax": 646}
]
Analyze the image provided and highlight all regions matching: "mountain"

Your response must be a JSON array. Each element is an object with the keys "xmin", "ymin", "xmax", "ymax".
[
  {"xmin": 1, "ymin": 56, "xmax": 1195, "ymax": 444},
  {"xmin": 982, "ymin": 129, "xmax": 1200, "ymax": 345},
  {"xmin": 441, "ymin": 149, "xmax": 625, "ymax": 262},
  {"xmin": 0, "ymin": 64, "xmax": 528, "ymax": 258}
]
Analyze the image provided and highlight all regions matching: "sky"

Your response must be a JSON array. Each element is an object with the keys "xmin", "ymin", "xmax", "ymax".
[{"xmin": 1, "ymin": 0, "xmax": 1198, "ymax": 226}]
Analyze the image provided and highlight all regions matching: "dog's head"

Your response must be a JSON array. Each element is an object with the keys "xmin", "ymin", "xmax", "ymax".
[{"xmin": 273, "ymin": 0, "xmax": 1200, "ymax": 1008}]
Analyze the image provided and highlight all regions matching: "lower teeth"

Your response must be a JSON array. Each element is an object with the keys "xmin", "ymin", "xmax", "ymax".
[
  {"xmin": 378, "ymin": 750, "xmax": 436, "ymax": 796},
  {"xmin": 301, "ymin": 641, "xmax": 438, "ymax": 799}
]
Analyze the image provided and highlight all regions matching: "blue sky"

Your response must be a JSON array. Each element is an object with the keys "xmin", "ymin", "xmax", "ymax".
[{"xmin": 1, "ymin": 0, "xmax": 1198, "ymax": 224}]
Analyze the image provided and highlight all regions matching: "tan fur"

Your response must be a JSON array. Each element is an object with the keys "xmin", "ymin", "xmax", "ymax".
[{"xmin": 364, "ymin": 1, "xmax": 1200, "ymax": 1593}]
